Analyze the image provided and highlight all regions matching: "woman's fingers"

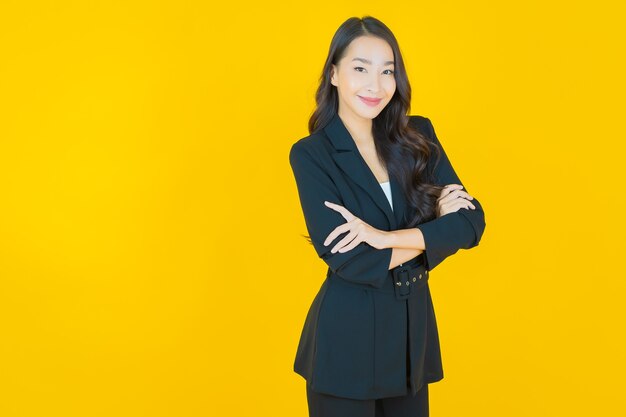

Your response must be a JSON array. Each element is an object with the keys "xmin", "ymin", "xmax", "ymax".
[
  {"xmin": 323, "ymin": 221, "xmax": 352, "ymax": 246},
  {"xmin": 322, "ymin": 201, "xmax": 372, "ymax": 252},
  {"xmin": 441, "ymin": 197, "xmax": 475, "ymax": 213},
  {"xmin": 441, "ymin": 191, "xmax": 474, "ymax": 204},
  {"xmin": 336, "ymin": 234, "xmax": 363, "ymax": 253},
  {"xmin": 452, "ymin": 199, "xmax": 475, "ymax": 210},
  {"xmin": 440, "ymin": 186, "xmax": 473, "ymax": 200},
  {"xmin": 323, "ymin": 218, "xmax": 364, "ymax": 252},
  {"xmin": 437, "ymin": 185, "xmax": 462, "ymax": 204},
  {"xmin": 331, "ymin": 229, "xmax": 360, "ymax": 253},
  {"xmin": 440, "ymin": 184, "xmax": 464, "ymax": 198},
  {"xmin": 323, "ymin": 201, "xmax": 361, "ymax": 247},
  {"xmin": 437, "ymin": 184, "xmax": 477, "ymax": 217},
  {"xmin": 324, "ymin": 201, "xmax": 355, "ymax": 221}
]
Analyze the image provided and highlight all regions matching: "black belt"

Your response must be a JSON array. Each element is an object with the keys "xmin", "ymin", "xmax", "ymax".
[
  {"xmin": 391, "ymin": 263, "xmax": 429, "ymax": 300},
  {"xmin": 326, "ymin": 261, "xmax": 429, "ymax": 301}
]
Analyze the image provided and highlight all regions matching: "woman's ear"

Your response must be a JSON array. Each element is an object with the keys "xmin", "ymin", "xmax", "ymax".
[{"xmin": 330, "ymin": 64, "xmax": 337, "ymax": 87}]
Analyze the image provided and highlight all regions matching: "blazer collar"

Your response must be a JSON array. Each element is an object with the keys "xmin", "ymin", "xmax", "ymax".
[{"xmin": 323, "ymin": 113, "xmax": 406, "ymax": 230}]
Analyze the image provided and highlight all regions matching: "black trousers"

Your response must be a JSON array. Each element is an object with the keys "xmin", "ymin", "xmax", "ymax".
[{"xmin": 306, "ymin": 381, "xmax": 429, "ymax": 417}]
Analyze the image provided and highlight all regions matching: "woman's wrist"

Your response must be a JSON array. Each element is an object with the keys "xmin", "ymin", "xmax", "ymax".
[
  {"xmin": 382, "ymin": 230, "xmax": 397, "ymax": 249},
  {"xmin": 383, "ymin": 228, "xmax": 425, "ymax": 251}
]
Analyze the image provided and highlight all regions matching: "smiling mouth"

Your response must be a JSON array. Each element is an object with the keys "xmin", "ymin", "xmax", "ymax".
[{"xmin": 358, "ymin": 96, "xmax": 382, "ymax": 106}]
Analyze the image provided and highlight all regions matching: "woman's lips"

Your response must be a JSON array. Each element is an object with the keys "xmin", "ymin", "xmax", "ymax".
[{"xmin": 358, "ymin": 96, "xmax": 382, "ymax": 106}]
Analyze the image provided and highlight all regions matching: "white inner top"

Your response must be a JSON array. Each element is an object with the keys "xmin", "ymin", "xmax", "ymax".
[{"xmin": 379, "ymin": 181, "xmax": 393, "ymax": 211}]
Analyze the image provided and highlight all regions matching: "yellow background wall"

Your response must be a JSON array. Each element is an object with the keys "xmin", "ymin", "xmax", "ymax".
[{"xmin": 1, "ymin": 1, "xmax": 624, "ymax": 416}]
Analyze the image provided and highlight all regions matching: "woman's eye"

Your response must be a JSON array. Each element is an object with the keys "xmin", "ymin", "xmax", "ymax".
[{"xmin": 354, "ymin": 67, "xmax": 394, "ymax": 75}]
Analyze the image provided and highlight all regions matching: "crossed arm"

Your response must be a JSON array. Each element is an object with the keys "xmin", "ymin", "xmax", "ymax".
[
  {"xmin": 388, "ymin": 245, "xmax": 425, "ymax": 269},
  {"xmin": 384, "ymin": 184, "xmax": 476, "ymax": 269},
  {"xmin": 289, "ymin": 117, "xmax": 486, "ymax": 289}
]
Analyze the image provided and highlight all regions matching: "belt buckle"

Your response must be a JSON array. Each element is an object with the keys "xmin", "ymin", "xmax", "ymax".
[
  {"xmin": 392, "ymin": 264, "xmax": 413, "ymax": 300},
  {"xmin": 392, "ymin": 264, "xmax": 429, "ymax": 300}
]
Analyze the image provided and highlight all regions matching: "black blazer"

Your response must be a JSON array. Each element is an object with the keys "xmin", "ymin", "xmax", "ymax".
[{"xmin": 289, "ymin": 112, "xmax": 486, "ymax": 400}]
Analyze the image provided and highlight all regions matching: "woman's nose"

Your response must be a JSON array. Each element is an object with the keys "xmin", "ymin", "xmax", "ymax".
[{"xmin": 367, "ymin": 75, "xmax": 381, "ymax": 92}]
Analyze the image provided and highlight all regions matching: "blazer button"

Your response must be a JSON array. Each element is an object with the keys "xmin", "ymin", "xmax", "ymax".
[
  {"xmin": 396, "ymin": 281, "xmax": 401, "ymax": 286},
  {"xmin": 412, "ymin": 277, "xmax": 416, "ymax": 282},
  {"xmin": 405, "ymin": 281, "xmax": 409, "ymax": 286},
  {"xmin": 419, "ymin": 273, "xmax": 423, "ymax": 279},
  {"xmin": 425, "ymin": 270, "xmax": 428, "ymax": 274}
]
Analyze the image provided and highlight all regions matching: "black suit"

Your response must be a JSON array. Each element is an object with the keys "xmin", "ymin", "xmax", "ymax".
[{"xmin": 289, "ymin": 112, "xmax": 486, "ymax": 400}]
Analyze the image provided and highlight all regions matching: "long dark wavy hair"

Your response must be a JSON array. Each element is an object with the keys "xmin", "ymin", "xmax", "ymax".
[{"xmin": 303, "ymin": 15, "xmax": 445, "ymax": 243}]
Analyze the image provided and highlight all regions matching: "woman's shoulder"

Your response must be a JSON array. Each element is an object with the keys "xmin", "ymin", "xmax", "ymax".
[
  {"xmin": 289, "ymin": 129, "xmax": 333, "ymax": 163},
  {"xmin": 408, "ymin": 114, "xmax": 434, "ymax": 134},
  {"xmin": 408, "ymin": 114, "xmax": 444, "ymax": 150}
]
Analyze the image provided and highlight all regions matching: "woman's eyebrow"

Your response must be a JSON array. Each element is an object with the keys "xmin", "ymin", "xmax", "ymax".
[{"xmin": 351, "ymin": 57, "xmax": 395, "ymax": 66}]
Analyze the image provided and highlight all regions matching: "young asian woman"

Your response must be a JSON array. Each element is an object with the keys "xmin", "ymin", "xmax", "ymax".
[{"xmin": 289, "ymin": 15, "xmax": 486, "ymax": 417}]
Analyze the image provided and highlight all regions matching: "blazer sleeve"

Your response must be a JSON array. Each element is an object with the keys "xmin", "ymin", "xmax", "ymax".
[
  {"xmin": 289, "ymin": 141, "xmax": 393, "ymax": 289},
  {"xmin": 415, "ymin": 117, "xmax": 487, "ymax": 271}
]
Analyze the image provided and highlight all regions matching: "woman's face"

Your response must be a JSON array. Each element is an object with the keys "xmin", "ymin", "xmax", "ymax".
[{"xmin": 330, "ymin": 35, "xmax": 396, "ymax": 121}]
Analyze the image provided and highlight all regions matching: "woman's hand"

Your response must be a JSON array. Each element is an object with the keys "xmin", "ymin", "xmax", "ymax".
[
  {"xmin": 437, "ymin": 184, "xmax": 476, "ymax": 218},
  {"xmin": 322, "ymin": 201, "xmax": 389, "ymax": 253}
]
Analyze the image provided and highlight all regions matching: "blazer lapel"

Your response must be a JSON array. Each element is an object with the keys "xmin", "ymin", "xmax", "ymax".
[{"xmin": 324, "ymin": 113, "xmax": 398, "ymax": 230}]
